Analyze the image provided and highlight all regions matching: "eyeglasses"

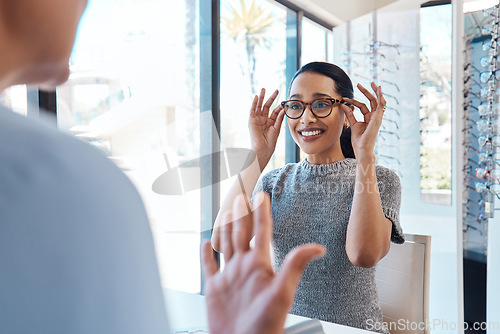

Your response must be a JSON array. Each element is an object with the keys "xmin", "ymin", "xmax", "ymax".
[
  {"xmin": 281, "ymin": 98, "xmax": 342, "ymax": 119},
  {"xmin": 480, "ymin": 70, "xmax": 500, "ymax": 83}
]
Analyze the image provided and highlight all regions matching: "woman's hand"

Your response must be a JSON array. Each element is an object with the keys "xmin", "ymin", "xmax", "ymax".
[
  {"xmin": 248, "ymin": 88, "xmax": 285, "ymax": 171},
  {"xmin": 341, "ymin": 82, "xmax": 387, "ymax": 158}
]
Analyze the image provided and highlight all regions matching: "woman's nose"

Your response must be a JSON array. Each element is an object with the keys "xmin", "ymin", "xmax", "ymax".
[{"xmin": 300, "ymin": 105, "xmax": 317, "ymax": 124}]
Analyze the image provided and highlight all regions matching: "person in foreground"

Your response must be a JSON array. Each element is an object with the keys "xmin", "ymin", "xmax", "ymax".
[
  {"xmin": 0, "ymin": 0, "xmax": 324, "ymax": 333},
  {"xmin": 212, "ymin": 62, "xmax": 404, "ymax": 333}
]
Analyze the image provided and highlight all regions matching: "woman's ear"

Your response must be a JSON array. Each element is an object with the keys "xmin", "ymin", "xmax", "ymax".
[{"xmin": 344, "ymin": 116, "xmax": 349, "ymax": 128}]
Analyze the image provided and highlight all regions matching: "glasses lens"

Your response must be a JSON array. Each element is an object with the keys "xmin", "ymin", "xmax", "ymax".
[
  {"xmin": 479, "ymin": 104, "xmax": 490, "ymax": 116},
  {"xmin": 480, "ymin": 55, "xmax": 492, "ymax": 67},
  {"xmin": 475, "ymin": 182, "xmax": 487, "ymax": 193},
  {"xmin": 493, "ymin": 136, "xmax": 500, "ymax": 146},
  {"xmin": 482, "ymin": 28, "xmax": 490, "ymax": 35},
  {"xmin": 312, "ymin": 99, "xmax": 333, "ymax": 117},
  {"xmin": 284, "ymin": 101, "xmax": 304, "ymax": 118},
  {"xmin": 495, "ymin": 103, "xmax": 500, "ymax": 113},
  {"xmin": 476, "ymin": 168, "xmax": 487, "ymax": 179},
  {"xmin": 481, "ymin": 88, "xmax": 490, "ymax": 97},
  {"xmin": 478, "ymin": 152, "xmax": 488, "ymax": 162},
  {"xmin": 477, "ymin": 119, "xmax": 489, "ymax": 133},
  {"xmin": 478, "ymin": 135, "xmax": 488, "ymax": 147},
  {"xmin": 491, "ymin": 169, "xmax": 500, "ymax": 180},
  {"xmin": 480, "ymin": 71, "xmax": 492, "ymax": 83},
  {"xmin": 482, "ymin": 39, "xmax": 493, "ymax": 51}
]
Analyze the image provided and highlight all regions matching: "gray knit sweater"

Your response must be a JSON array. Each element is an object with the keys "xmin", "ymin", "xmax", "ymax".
[{"xmin": 253, "ymin": 158, "xmax": 404, "ymax": 333}]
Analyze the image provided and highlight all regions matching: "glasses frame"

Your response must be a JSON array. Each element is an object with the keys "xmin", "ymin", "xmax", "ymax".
[{"xmin": 281, "ymin": 98, "xmax": 342, "ymax": 119}]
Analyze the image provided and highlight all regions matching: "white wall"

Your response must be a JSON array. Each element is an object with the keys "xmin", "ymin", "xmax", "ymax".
[{"xmin": 292, "ymin": 0, "xmax": 434, "ymax": 25}]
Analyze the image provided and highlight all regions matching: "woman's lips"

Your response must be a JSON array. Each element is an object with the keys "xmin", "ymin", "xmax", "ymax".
[{"xmin": 298, "ymin": 129, "xmax": 325, "ymax": 142}]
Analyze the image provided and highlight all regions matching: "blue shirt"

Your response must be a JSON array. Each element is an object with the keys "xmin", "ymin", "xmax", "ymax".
[{"xmin": 0, "ymin": 105, "xmax": 169, "ymax": 333}]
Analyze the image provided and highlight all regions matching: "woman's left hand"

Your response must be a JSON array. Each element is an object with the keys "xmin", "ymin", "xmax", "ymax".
[{"xmin": 340, "ymin": 82, "xmax": 387, "ymax": 158}]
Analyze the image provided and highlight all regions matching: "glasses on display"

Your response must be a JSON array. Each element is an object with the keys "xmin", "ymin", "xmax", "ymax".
[
  {"xmin": 478, "ymin": 135, "xmax": 500, "ymax": 148},
  {"xmin": 463, "ymin": 75, "xmax": 486, "ymax": 89},
  {"xmin": 482, "ymin": 37, "xmax": 499, "ymax": 50},
  {"xmin": 281, "ymin": 98, "xmax": 342, "ymax": 119},
  {"xmin": 480, "ymin": 70, "xmax": 500, "ymax": 83},
  {"xmin": 364, "ymin": 41, "xmax": 402, "ymax": 55},
  {"xmin": 464, "ymin": 223, "xmax": 485, "ymax": 235},
  {"xmin": 462, "ymin": 4, "xmax": 499, "ymax": 239},
  {"xmin": 476, "ymin": 167, "xmax": 500, "ymax": 182},
  {"xmin": 365, "ymin": 55, "xmax": 400, "ymax": 71}
]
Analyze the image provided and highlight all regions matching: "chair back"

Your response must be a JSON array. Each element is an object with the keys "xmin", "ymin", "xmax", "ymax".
[{"xmin": 376, "ymin": 234, "xmax": 431, "ymax": 334}]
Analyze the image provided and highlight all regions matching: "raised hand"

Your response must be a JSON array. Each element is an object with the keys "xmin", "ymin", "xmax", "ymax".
[
  {"xmin": 248, "ymin": 88, "xmax": 285, "ymax": 171},
  {"xmin": 202, "ymin": 193, "xmax": 326, "ymax": 334},
  {"xmin": 340, "ymin": 82, "xmax": 387, "ymax": 158}
]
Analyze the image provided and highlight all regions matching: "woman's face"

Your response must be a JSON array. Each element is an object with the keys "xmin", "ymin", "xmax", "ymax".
[{"xmin": 287, "ymin": 72, "xmax": 346, "ymax": 164}]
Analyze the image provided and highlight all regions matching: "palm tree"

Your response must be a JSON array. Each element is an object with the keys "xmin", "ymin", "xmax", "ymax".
[{"xmin": 221, "ymin": 0, "xmax": 275, "ymax": 95}]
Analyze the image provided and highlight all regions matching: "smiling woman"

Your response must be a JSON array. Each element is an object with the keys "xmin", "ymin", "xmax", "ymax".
[{"xmin": 212, "ymin": 61, "xmax": 404, "ymax": 333}]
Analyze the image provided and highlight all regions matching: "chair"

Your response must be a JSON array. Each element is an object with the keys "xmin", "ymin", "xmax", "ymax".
[{"xmin": 375, "ymin": 234, "xmax": 431, "ymax": 334}]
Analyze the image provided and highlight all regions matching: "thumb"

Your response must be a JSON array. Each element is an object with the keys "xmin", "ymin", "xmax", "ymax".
[
  {"xmin": 340, "ymin": 103, "xmax": 356, "ymax": 127},
  {"xmin": 273, "ymin": 244, "xmax": 326, "ymax": 301}
]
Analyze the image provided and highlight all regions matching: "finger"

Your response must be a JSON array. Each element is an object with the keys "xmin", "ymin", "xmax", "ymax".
[
  {"xmin": 343, "ymin": 98, "xmax": 370, "ymax": 116},
  {"xmin": 269, "ymin": 104, "xmax": 283, "ymax": 122},
  {"xmin": 371, "ymin": 86, "xmax": 386, "ymax": 123},
  {"xmin": 273, "ymin": 244, "xmax": 326, "ymax": 302},
  {"xmin": 232, "ymin": 194, "xmax": 253, "ymax": 253},
  {"xmin": 377, "ymin": 86, "xmax": 387, "ymax": 109},
  {"xmin": 340, "ymin": 103, "xmax": 357, "ymax": 127},
  {"xmin": 201, "ymin": 241, "xmax": 218, "ymax": 277},
  {"xmin": 221, "ymin": 211, "xmax": 234, "ymax": 261},
  {"xmin": 252, "ymin": 192, "xmax": 272, "ymax": 257},
  {"xmin": 357, "ymin": 83, "xmax": 378, "ymax": 111},
  {"xmin": 272, "ymin": 108, "xmax": 285, "ymax": 131},
  {"xmin": 256, "ymin": 88, "xmax": 266, "ymax": 116},
  {"xmin": 211, "ymin": 225, "xmax": 222, "ymax": 253},
  {"xmin": 262, "ymin": 89, "xmax": 279, "ymax": 118},
  {"xmin": 250, "ymin": 95, "xmax": 258, "ymax": 116}
]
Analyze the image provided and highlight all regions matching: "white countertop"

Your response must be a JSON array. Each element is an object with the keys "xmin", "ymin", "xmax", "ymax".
[{"xmin": 164, "ymin": 288, "xmax": 373, "ymax": 334}]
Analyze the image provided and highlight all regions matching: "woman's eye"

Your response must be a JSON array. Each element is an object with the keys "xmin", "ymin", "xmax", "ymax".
[
  {"xmin": 314, "ymin": 101, "xmax": 330, "ymax": 108},
  {"xmin": 289, "ymin": 103, "xmax": 302, "ymax": 110}
]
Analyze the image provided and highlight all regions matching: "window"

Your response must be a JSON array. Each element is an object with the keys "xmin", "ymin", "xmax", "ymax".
[
  {"xmin": 419, "ymin": 4, "xmax": 452, "ymax": 204},
  {"xmin": 54, "ymin": 0, "xmax": 330, "ymax": 294},
  {"xmin": 57, "ymin": 0, "xmax": 202, "ymax": 293},
  {"xmin": 0, "ymin": 85, "xmax": 28, "ymax": 116},
  {"xmin": 220, "ymin": 0, "xmax": 294, "ymax": 204},
  {"xmin": 301, "ymin": 17, "xmax": 330, "ymax": 65}
]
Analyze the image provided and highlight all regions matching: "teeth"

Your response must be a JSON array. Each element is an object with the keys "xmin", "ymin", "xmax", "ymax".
[{"xmin": 301, "ymin": 130, "xmax": 322, "ymax": 137}]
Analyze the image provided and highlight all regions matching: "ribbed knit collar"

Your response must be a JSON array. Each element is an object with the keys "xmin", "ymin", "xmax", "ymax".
[{"xmin": 299, "ymin": 157, "xmax": 356, "ymax": 176}]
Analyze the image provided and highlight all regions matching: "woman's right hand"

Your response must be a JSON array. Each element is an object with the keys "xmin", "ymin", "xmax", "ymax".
[{"xmin": 248, "ymin": 88, "xmax": 285, "ymax": 171}]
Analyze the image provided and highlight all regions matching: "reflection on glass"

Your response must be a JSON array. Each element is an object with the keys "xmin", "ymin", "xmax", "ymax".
[
  {"xmin": 0, "ymin": 85, "xmax": 28, "ymax": 116},
  {"xmin": 220, "ymin": 0, "xmax": 289, "ymax": 199},
  {"xmin": 57, "ymin": 0, "xmax": 201, "ymax": 293},
  {"xmin": 419, "ymin": 4, "xmax": 452, "ymax": 205}
]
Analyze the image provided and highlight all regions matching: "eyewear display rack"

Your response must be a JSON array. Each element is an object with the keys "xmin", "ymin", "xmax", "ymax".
[
  {"xmin": 461, "ymin": 3, "xmax": 500, "ymax": 328},
  {"xmin": 462, "ymin": 3, "xmax": 499, "ymax": 264}
]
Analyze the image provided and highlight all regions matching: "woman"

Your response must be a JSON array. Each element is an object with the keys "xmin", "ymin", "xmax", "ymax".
[{"xmin": 212, "ymin": 61, "xmax": 404, "ymax": 333}]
